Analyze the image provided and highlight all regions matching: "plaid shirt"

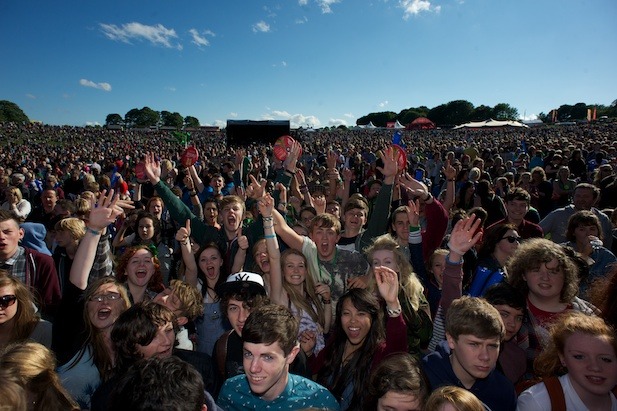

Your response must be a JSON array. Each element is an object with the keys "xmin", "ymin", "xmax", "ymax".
[{"xmin": 0, "ymin": 246, "xmax": 27, "ymax": 283}]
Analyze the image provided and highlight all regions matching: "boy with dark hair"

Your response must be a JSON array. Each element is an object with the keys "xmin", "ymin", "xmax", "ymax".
[
  {"xmin": 488, "ymin": 187, "xmax": 543, "ymax": 240},
  {"xmin": 422, "ymin": 296, "xmax": 517, "ymax": 411},
  {"xmin": 483, "ymin": 282, "xmax": 527, "ymax": 384},
  {"xmin": 110, "ymin": 356, "xmax": 221, "ymax": 411},
  {"xmin": 218, "ymin": 304, "xmax": 339, "ymax": 410}
]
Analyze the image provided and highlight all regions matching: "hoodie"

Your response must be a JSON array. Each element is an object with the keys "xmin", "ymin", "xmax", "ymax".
[
  {"xmin": 421, "ymin": 341, "xmax": 516, "ymax": 411},
  {"xmin": 21, "ymin": 222, "xmax": 52, "ymax": 256}
]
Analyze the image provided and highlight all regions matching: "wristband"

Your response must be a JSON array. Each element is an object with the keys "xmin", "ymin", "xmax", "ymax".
[
  {"xmin": 263, "ymin": 234, "xmax": 276, "ymax": 239},
  {"xmin": 446, "ymin": 253, "xmax": 464, "ymax": 265},
  {"xmin": 386, "ymin": 306, "xmax": 402, "ymax": 317},
  {"xmin": 189, "ymin": 191, "xmax": 197, "ymax": 196},
  {"xmin": 448, "ymin": 179, "xmax": 456, "ymax": 182},
  {"xmin": 321, "ymin": 298, "xmax": 331, "ymax": 305},
  {"xmin": 86, "ymin": 227, "xmax": 101, "ymax": 236},
  {"xmin": 263, "ymin": 216, "xmax": 274, "ymax": 221},
  {"xmin": 447, "ymin": 241, "xmax": 466, "ymax": 256},
  {"xmin": 408, "ymin": 225, "xmax": 420, "ymax": 232}
]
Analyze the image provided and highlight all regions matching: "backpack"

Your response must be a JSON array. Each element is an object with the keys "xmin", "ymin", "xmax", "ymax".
[{"xmin": 543, "ymin": 376, "xmax": 617, "ymax": 410}]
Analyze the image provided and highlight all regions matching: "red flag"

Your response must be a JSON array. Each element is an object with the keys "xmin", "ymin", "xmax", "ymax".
[{"xmin": 593, "ymin": 106, "xmax": 597, "ymax": 121}]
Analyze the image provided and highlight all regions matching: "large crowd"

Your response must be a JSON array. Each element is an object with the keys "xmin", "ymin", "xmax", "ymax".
[{"xmin": 1, "ymin": 120, "xmax": 617, "ymax": 410}]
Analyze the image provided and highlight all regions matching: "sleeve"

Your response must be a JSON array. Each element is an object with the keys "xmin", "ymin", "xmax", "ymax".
[
  {"xmin": 358, "ymin": 182, "xmax": 393, "ymax": 251},
  {"xmin": 89, "ymin": 233, "xmax": 113, "ymax": 281},
  {"xmin": 15, "ymin": 200, "xmax": 32, "ymax": 219},
  {"xmin": 422, "ymin": 199, "xmax": 449, "ymax": 262},
  {"xmin": 516, "ymin": 384, "xmax": 548, "ymax": 411},
  {"xmin": 153, "ymin": 181, "xmax": 219, "ymax": 246},
  {"xmin": 440, "ymin": 260, "xmax": 463, "ymax": 315},
  {"xmin": 30, "ymin": 252, "xmax": 61, "ymax": 319}
]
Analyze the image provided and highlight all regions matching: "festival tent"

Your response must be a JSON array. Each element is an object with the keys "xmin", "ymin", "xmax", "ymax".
[
  {"xmin": 359, "ymin": 121, "xmax": 377, "ymax": 129},
  {"xmin": 407, "ymin": 117, "xmax": 436, "ymax": 130},
  {"xmin": 453, "ymin": 119, "xmax": 529, "ymax": 129}
]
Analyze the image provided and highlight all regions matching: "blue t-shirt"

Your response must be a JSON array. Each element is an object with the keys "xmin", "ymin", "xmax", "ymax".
[{"xmin": 218, "ymin": 373, "xmax": 340, "ymax": 410}]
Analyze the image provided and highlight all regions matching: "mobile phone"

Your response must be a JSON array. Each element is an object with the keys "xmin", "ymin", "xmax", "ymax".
[{"xmin": 414, "ymin": 169, "xmax": 424, "ymax": 180}]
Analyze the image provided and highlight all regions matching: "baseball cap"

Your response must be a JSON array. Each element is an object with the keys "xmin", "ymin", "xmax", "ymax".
[{"xmin": 215, "ymin": 272, "xmax": 266, "ymax": 297}]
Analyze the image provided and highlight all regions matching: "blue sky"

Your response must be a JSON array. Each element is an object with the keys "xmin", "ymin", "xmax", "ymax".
[{"xmin": 2, "ymin": 0, "xmax": 616, "ymax": 128}]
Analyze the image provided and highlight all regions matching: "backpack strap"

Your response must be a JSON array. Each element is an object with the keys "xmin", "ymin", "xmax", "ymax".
[
  {"xmin": 215, "ymin": 330, "xmax": 233, "ymax": 382},
  {"xmin": 544, "ymin": 376, "xmax": 566, "ymax": 411}
]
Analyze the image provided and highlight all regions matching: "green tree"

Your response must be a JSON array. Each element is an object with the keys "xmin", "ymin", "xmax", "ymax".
[
  {"xmin": 0, "ymin": 100, "xmax": 29, "ymax": 123},
  {"xmin": 537, "ymin": 112, "xmax": 549, "ymax": 123},
  {"xmin": 356, "ymin": 111, "xmax": 396, "ymax": 127},
  {"xmin": 161, "ymin": 111, "xmax": 183, "ymax": 129},
  {"xmin": 105, "ymin": 113, "xmax": 124, "ymax": 126},
  {"xmin": 184, "ymin": 116, "xmax": 200, "ymax": 128},
  {"xmin": 492, "ymin": 103, "xmax": 519, "ymax": 120},
  {"xmin": 570, "ymin": 103, "xmax": 588, "ymax": 120},
  {"xmin": 398, "ymin": 106, "xmax": 429, "ymax": 125},
  {"xmin": 471, "ymin": 105, "xmax": 493, "ymax": 121},
  {"xmin": 125, "ymin": 107, "xmax": 160, "ymax": 128}
]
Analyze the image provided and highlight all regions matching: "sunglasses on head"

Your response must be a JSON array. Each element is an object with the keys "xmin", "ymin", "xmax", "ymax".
[
  {"xmin": 0, "ymin": 295, "xmax": 17, "ymax": 309},
  {"xmin": 502, "ymin": 235, "xmax": 522, "ymax": 244}
]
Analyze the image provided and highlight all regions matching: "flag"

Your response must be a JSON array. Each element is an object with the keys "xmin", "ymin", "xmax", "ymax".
[
  {"xmin": 587, "ymin": 109, "xmax": 592, "ymax": 122},
  {"xmin": 593, "ymin": 106, "xmax": 597, "ymax": 121},
  {"xmin": 392, "ymin": 131, "xmax": 406, "ymax": 149}
]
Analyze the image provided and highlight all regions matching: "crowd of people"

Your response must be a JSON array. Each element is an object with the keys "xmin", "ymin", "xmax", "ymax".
[{"xmin": 1, "ymin": 119, "xmax": 617, "ymax": 410}]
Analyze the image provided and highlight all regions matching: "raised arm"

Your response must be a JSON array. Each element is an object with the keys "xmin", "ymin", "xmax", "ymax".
[
  {"xmin": 441, "ymin": 160, "xmax": 457, "ymax": 213},
  {"xmin": 175, "ymin": 219, "xmax": 198, "ymax": 287},
  {"xmin": 70, "ymin": 191, "xmax": 128, "ymax": 290},
  {"xmin": 258, "ymin": 194, "xmax": 285, "ymax": 304}
]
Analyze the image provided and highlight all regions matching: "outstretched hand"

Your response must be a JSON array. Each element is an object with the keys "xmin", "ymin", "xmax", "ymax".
[
  {"xmin": 88, "ymin": 190, "xmax": 128, "ymax": 230},
  {"xmin": 377, "ymin": 146, "xmax": 398, "ymax": 181},
  {"xmin": 246, "ymin": 175, "xmax": 267, "ymax": 200},
  {"xmin": 448, "ymin": 216, "xmax": 483, "ymax": 257},
  {"xmin": 143, "ymin": 152, "xmax": 162, "ymax": 184},
  {"xmin": 258, "ymin": 193, "xmax": 275, "ymax": 217}
]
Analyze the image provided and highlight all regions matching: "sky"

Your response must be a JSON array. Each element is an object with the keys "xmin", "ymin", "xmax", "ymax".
[{"xmin": 1, "ymin": 0, "xmax": 616, "ymax": 129}]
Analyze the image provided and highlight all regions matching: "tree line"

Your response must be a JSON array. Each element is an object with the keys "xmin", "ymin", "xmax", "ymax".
[
  {"xmin": 1, "ymin": 99, "xmax": 616, "ymax": 128},
  {"xmin": 356, "ymin": 99, "xmax": 617, "ymax": 127}
]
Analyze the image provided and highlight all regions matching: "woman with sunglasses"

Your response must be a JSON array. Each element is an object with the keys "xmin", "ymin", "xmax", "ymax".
[
  {"xmin": 54, "ymin": 191, "xmax": 132, "ymax": 409},
  {"xmin": 0, "ymin": 275, "xmax": 52, "ymax": 352},
  {"xmin": 467, "ymin": 223, "xmax": 520, "ymax": 297}
]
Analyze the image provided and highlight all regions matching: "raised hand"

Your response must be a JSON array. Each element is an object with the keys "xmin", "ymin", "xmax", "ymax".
[
  {"xmin": 342, "ymin": 167, "xmax": 353, "ymax": 182},
  {"xmin": 176, "ymin": 219, "xmax": 191, "ymax": 244},
  {"xmin": 326, "ymin": 149, "xmax": 338, "ymax": 170},
  {"xmin": 88, "ymin": 190, "xmax": 127, "ymax": 230},
  {"xmin": 284, "ymin": 140, "xmax": 302, "ymax": 172},
  {"xmin": 377, "ymin": 146, "xmax": 398, "ymax": 181},
  {"xmin": 246, "ymin": 174, "xmax": 267, "ymax": 200},
  {"xmin": 314, "ymin": 282, "xmax": 331, "ymax": 302},
  {"xmin": 299, "ymin": 330, "xmax": 317, "ymax": 356},
  {"xmin": 258, "ymin": 193, "xmax": 275, "ymax": 217},
  {"xmin": 400, "ymin": 172, "xmax": 428, "ymax": 199},
  {"xmin": 374, "ymin": 265, "xmax": 400, "ymax": 307},
  {"xmin": 312, "ymin": 193, "xmax": 326, "ymax": 214},
  {"xmin": 406, "ymin": 198, "xmax": 421, "ymax": 227},
  {"xmin": 442, "ymin": 159, "xmax": 456, "ymax": 181},
  {"xmin": 448, "ymin": 215, "xmax": 483, "ymax": 257},
  {"xmin": 143, "ymin": 152, "xmax": 162, "ymax": 184},
  {"xmin": 236, "ymin": 226, "xmax": 249, "ymax": 251}
]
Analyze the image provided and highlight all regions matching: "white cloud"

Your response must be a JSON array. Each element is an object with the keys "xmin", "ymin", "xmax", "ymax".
[
  {"xmin": 214, "ymin": 119, "xmax": 227, "ymax": 128},
  {"xmin": 252, "ymin": 21, "xmax": 271, "ymax": 33},
  {"xmin": 399, "ymin": 0, "xmax": 441, "ymax": 19},
  {"xmin": 79, "ymin": 78, "xmax": 112, "ymax": 91},
  {"xmin": 316, "ymin": 0, "xmax": 340, "ymax": 13},
  {"xmin": 100, "ymin": 22, "xmax": 181, "ymax": 49},
  {"xmin": 521, "ymin": 113, "xmax": 538, "ymax": 121},
  {"xmin": 26, "ymin": 94, "xmax": 36, "ymax": 100},
  {"xmin": 298, "ymin": 0, "xmax": 308, "ymax": 5},
  {"xmin": 344, "ymin": 113, "xmax": 354, "ymax": 118},
  {"xmin": 229, "ymin": 112, "xmax": 238, "ymax": 118},
  {"xmin": 85, "ymin": 121, "xmax": 101, "ymax": 126},
  {"xmin": 189, "ymin": 28, "xmax": 214, "ymax": 47},
  {"xmin": 295, "ymin": 16, "xmax": 309, "ymax": 24},
  {"xmin": 264, "ymin": 110, "xmax": 322, "ymax": 128},
  {"xmin": 378, "ymin": 100, "xmax": 389, "ymax": 108},
  {"xmin": 328, "ymin": 118, "xmax": 348, "ymax": 127},
  {"xmin": 165, "ymin": 86, "xmax": 176, "ymax": 92}
]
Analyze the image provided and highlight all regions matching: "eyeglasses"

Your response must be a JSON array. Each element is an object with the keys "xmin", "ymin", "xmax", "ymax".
[
  {"xmin": 501, "ymin": 235, "xmax": 522, "ymax": 244},
  {"xmin": 0, "ymin": 295, "xmax": 17, "ymax": 309},
  {"xmin": 88, "ymin": 292, "xmax": 121, "ymax": 303}
]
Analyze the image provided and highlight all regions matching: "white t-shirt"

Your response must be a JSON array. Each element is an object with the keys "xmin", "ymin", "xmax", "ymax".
[{"xmin": 517, "ymin": 374, "xmax": 617, "ymax": 411}]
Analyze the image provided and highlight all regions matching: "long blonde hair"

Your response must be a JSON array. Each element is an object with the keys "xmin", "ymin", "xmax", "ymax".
[
  {"xmin": 0, "ymin": 342, "xmax": 79, "ymax": 410},
  {"xmin": 365, "ymin": 234, "xmax": 424, "ymax": 311},
  {"xmin": 280, "ymin": 248, "xmax": 326, "ymax": 328}
]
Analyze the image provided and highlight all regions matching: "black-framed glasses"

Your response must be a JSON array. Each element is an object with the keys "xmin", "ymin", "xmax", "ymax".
[
  {"xmin": 88, "ymin": 292, "xmax": 121, "ymax": 303},
  {"xmin": 0, "ymin": 295, "xmax": 17, "ymax": 309},
  {"xmin": 501, "ymin": 235, "xmax": 522, "ymax": 244}
]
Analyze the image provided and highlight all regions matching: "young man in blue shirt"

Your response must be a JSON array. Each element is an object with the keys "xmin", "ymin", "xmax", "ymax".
[{"xmin": 218, "ymin": 304, "xmax": 339, "ymax": 410}]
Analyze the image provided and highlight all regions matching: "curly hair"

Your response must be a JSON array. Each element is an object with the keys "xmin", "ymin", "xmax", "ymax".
[{"xmin": 507, "ymin": 238, "xmax": 579, "ymax": 303}]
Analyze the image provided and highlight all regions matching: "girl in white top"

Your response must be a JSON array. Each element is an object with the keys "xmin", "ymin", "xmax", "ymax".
[{"xmin": 517, "ymin": 312, "xmax": 617, "ymax": 411}]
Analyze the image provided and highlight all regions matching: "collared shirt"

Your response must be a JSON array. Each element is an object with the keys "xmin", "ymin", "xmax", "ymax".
[{"xmin": 0, "ymin": 246, "xmax": 27, "ymax": 283}]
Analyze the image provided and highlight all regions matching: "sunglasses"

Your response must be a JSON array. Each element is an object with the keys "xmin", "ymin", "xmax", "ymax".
[
  {"xmin": 0, "ymin": 295, "xmax": 17, "ymax": 309},
  {"xmin": 501, "ymin": 235, "xmax": 522, "ymax": 244},
  {"xmin": 88, "ymin": 292, "xmax": 121, "ymax": 303}
]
